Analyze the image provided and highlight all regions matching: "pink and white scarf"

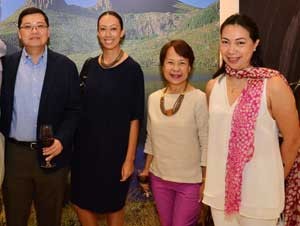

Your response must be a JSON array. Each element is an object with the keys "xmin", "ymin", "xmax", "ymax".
[
  {"xmin": 224, "ymin": 64, "xmax": 284, "ymax": 214},
  {"xmin": 284, "ymin": 152, "xmax": 300, "ymax": 226}
]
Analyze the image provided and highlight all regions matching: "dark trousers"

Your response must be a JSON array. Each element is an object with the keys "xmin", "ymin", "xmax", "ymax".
[{"xmin": 2, "ymin": 141, "xmax": 68, "ymax": 226}]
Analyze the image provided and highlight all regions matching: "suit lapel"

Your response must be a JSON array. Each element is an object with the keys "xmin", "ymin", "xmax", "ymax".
[{"xmin": 7, "ymin": 52, "xmax": 22, "ymax": 103}]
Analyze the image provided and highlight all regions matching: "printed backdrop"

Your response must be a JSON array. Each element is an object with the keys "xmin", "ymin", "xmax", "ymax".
[
  {"xmin": 0, "ymin": 1, "xmax": 220, "ymax": 225},
  {"xmin": 0, "ymin": 0, "xmax": 220, "ymax": 162}
]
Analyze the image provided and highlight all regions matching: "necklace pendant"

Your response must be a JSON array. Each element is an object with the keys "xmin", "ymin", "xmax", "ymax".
[{"xmin": 165, "ymin": 109, "xmax": 173, "ymax": 116}]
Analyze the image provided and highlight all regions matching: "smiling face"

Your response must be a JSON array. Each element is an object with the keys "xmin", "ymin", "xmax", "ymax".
[
  {"xmin": 220, "ymin": 24, "xmax": 259, "ymax": 70},
  {"xmin": 18, "ymin": 13, "xmax": 50, "ymax": 50},
  {"xmin": 97, "ymin": 14, "xmax": 125, "ymax": 51},
  {"xmin": 162, "ymin": 46, "xmax": 191, "ymax": 87}
]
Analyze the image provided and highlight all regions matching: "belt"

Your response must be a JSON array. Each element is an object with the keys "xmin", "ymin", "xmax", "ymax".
[{"xmin": 7, "ymin": 138, "xmax": 38, "ymax": 150}]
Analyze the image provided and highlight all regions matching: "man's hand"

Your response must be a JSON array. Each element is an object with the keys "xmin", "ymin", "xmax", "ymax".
[{"xmin": 43, "ymin": 139, "xmax": 63, "ymax": 162}]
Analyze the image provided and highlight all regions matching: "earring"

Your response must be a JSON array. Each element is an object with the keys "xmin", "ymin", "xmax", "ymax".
[{"xmin": 253, "ymin": 49, "xmax": 256, "ymax": 52}]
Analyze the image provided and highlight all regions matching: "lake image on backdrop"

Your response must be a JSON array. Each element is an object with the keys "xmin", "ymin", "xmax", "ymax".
[{"xmin": 0, "ymin": 0, "xmax": 219, "ymax": 225}]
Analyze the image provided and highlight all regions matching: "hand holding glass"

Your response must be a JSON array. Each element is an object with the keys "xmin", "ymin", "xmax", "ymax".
[
  {"xmin": 39, "ymin": 124, "xmax": 56, "ymax": 168},
  {"xmin": 137, "ymin": 171, "xmax": 151, "ymax": 198}
]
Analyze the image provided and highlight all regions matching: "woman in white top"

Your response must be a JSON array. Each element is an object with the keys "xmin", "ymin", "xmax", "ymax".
[
  {"xmin": 203, "ymin": 14, "xmax": 300, "ymax": 226},
  {"xmin": 140, "ymin": 39, "xmax": 208, "ymax": 226}
]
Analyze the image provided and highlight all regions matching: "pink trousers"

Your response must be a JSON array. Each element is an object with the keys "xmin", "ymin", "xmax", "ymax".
[{"xmin": 150, "ymin": 173, "xmax": 201, "ymax": 226}]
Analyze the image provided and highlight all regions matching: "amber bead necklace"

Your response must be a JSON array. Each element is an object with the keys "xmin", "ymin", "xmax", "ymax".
[{"xmin": 160, "ymin": 82, "xmax": 188, "ymax": 116}]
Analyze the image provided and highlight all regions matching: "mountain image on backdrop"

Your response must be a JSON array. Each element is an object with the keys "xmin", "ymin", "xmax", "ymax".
[{"xmin": 0, "ymin": 0, "xmax": 219, "ymax": 76}]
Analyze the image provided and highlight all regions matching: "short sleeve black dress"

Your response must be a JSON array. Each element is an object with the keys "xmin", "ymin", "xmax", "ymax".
[{"xmin": 71, "ymin": 56, "xmax": 144, "ymax": 213}]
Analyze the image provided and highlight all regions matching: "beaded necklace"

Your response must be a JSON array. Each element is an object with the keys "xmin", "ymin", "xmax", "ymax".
[
  {"xmin": 100, "ymin": 49, "xmax": 124, "ymax": 69},
  {"xmin": 160, "ymin": 82, "xmax": 188, "ymax": 116}
]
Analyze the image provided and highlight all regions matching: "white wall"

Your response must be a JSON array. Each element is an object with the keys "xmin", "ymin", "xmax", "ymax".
[
  {"xmin": 220, "ymin": 0, "xmax": 239, "ymax": 24},
  {"xmin": 218, "ymin": 0, "xmax": 239, "ymax": 64}
]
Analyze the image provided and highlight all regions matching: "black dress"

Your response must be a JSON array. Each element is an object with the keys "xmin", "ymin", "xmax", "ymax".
[{"xmin": 71, "ymin": 56, "xmax": 144, "ymax": 213}]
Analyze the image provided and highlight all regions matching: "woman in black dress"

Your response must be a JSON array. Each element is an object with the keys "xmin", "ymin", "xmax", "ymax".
[{"xmin": 71, "ymin": 11, "xmax": 144, "ymax": 226}]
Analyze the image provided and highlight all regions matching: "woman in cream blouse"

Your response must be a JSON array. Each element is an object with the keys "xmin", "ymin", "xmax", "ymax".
[{"xmin": 140, "ymin": 39, "xmax": 208, "ymax": 226}]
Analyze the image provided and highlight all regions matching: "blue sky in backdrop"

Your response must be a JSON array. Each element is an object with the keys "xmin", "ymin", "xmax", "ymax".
[{"xmin": 1, "ymin": 0, "xmax": 216, "ymax": 21}]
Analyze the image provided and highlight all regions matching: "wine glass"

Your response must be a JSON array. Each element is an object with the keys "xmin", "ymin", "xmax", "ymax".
[
  {"xmin": 39, "ymin": 124, "xmax": 55, "ymax": 168},
  {"xmin": 137, "ymin": 170, "xmax": 151, "ymax": 198}
]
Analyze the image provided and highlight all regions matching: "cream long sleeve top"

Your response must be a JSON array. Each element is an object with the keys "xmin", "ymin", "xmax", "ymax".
[{"xmin": 144, "ymin": 88, "xmax": 208, "ymax": 183}]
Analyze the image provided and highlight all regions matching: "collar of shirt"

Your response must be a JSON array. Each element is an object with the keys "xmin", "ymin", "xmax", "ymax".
[{"xmin": 21, "ymin": 47, "xmax": 48, "ymax": 66}]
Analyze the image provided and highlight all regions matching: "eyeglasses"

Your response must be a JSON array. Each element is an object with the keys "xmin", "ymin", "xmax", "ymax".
[{"xmin": 19, "ymin": 24, "xmax": 48, "ymax": 32}]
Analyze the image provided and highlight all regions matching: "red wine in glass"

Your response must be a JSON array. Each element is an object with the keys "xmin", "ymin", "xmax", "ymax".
[
  {"xmin": 41, "ymin": 137, "xmax": 54, "ymax": 147},
  {"xmin": 39, "ymin": 124, "xmax": 55, "ymax": 168}
]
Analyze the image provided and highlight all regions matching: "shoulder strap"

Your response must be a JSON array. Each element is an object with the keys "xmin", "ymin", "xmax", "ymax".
[{"xmin": 79, "ymin": 57, "xmax": 92, "ymax": 91}]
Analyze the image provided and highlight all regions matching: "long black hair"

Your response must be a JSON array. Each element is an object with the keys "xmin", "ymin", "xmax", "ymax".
[{"xmin": 213, "ymin": 14, "xmax": 264, "ymax": 78}]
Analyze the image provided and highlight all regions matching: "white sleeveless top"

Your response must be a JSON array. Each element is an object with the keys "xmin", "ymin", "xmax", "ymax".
[{"xmin": 203, "ymin": 76, "xmax": 284, "ymax": 219}]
